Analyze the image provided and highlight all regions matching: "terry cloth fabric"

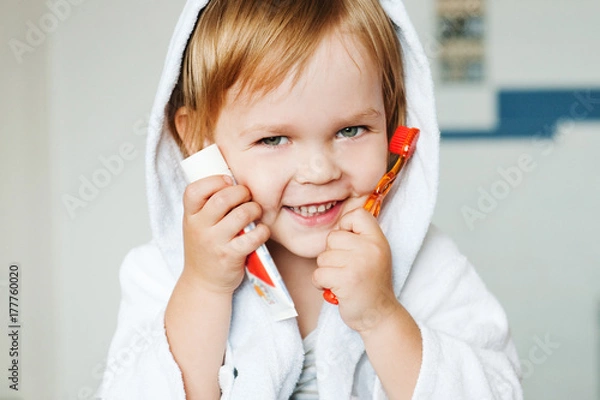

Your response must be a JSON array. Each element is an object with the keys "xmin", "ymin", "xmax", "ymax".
[
  {"xmin": 290, "ymin": 329, "xmax": 319, "ymax": 399},
  {"xmin": 96, "ymin": 0, "xmax": 523, "ymax": 399}
]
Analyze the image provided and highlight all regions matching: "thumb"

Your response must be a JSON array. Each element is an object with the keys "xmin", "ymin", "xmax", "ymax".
[{"xmin": 337, "ymin": 208, "xmax": 378, "ymax": 235}]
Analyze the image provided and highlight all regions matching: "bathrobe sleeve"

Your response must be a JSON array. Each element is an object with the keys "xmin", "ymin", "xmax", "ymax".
[
  {"xmin": 373, "ymin": 226, "xmax": 523, "ymax": 399},
  {"xmin": 96, "ymin": 242, "xmax": 237, "ymax": 399}
]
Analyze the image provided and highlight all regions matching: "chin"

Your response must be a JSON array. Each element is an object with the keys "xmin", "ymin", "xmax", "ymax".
[{"xmin": 271, "ymin": 233, "xmax": 328, "ymax": 260}]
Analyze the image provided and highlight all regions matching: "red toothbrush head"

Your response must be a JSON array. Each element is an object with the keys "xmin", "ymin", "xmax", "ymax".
[{"xmin": 389, "ymin": 126, "xmax": 420, "ymax": 158}]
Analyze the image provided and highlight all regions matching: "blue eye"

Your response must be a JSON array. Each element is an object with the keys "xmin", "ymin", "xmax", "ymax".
[
  {"xmin": 260, "ymin": 136, "xmax": 289, "ymax": 146},
  {"xmin": 337, "ymin": 126, "xmax": 366, "ymax": 139}
]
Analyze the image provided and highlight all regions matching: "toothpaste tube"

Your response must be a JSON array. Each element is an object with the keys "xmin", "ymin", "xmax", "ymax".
[{"xmin": 180, "ymin": 144, "xmax": 298, "ymax": 321}]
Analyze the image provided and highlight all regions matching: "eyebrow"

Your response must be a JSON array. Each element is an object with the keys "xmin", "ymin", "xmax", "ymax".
[{"xmin": 239, "ymin": 107, "xmax": 383, "ymax": 137}]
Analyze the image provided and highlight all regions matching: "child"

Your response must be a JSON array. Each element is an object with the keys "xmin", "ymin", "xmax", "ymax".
[{"xmin": 98, "ymin": 0, "xmax": 522, "ymax": 399}]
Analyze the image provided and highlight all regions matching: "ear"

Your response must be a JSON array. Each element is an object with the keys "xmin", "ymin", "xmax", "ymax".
[
  {"xmin": 175, "ymin": 106, "xmax": 213, "ymax": 154},
  {"xmin": 174, "ymin": 106, "xmax": 193, "ymax": 155}
]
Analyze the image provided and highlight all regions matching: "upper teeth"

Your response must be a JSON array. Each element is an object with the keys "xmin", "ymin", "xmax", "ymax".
[{"xmin": 291, "ymin": 202, "xmax": 336, "ymax": 217}]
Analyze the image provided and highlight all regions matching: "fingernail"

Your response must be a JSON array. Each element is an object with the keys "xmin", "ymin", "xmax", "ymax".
[{"xmin": 223, "ymin": 175, "xmax": 233, "ymax": 185}]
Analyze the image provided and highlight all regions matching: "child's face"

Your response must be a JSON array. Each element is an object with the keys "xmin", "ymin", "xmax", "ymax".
[{"xmin": 213, "ymin": 32, "xmax": 388, "ymax": 259}]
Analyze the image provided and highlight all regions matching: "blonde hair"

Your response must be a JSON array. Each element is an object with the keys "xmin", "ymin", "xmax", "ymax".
[{"xmin": 166, "ymin": 0, "xmax": 406, "ymax": 158}]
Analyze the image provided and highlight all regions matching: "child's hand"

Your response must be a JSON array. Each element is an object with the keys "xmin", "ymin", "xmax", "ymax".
[
  {"xmin": 314, "ymin": 208, "xmax": 398, "ymax": 333},
  {"xmin": 181, "ymin": 175, "xmax": 270, "ymax": 295}
]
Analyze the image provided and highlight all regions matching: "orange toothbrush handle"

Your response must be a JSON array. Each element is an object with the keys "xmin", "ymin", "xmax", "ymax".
[
  {"xmin": 363, "ymin": 192, "xmax": 382, "ymax": 217},
  {"xmin": 322, "ymin": 170, "xmax": 395, "ymax": 304},
  {"xmin": 322, "ymin": 193, "xmax": 381, "ymax": 305},
  {"xmin": 322, "ymin": 289, "xmax": 339, "ymax": 305},
  {"xmin": 322, "ymin": 126, "xmax": 420, "ymax": 306}
]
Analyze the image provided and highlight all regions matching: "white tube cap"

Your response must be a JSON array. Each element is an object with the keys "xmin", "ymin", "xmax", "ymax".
[{"xmin": 180, "ymin": 144, "xmax": 232, "ymax": 183}]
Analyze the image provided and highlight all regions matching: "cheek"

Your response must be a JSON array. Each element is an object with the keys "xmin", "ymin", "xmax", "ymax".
[
  {"xmin": 229, "ymin": 157, "xmax": 289, "ymax": 214},
  {"xmin": 344, "ymin": 146, "xmax": 388, "ymax": 192}
]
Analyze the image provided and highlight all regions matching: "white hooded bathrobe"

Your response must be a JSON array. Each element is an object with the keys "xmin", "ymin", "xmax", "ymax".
[{"xmin": 97, "ymin": 0, "xmax": 523, "ymax": 398}]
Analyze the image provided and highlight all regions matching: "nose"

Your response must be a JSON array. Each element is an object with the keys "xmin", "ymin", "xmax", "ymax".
[{"xmin": 293, "ymin": 146, "xmax": 342, "ymax": 185}]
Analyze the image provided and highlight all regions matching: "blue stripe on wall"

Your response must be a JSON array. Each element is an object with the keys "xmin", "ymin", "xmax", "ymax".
[{"xmin": 441, "ymin": 89, "xmax": 600, "ymax": 139}]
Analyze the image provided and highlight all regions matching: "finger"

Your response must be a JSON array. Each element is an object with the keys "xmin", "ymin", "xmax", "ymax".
[
  {"xmin": 325, "ymin": 229, "xmax": 361, "ymax": 251},
  {"xmin": 317, "ymin": 249, "xmax": 351, "ymax": 269},
  {"xmin": 183, "ymin": 175, "xmax": 233, "ymax": 215},
  {"xmin": 219, "ymin": 201, "xmax": 263, "ymax": 239},
  {"xmin": 312, "ymin": 264, "xmax": 342, "ymax": 291},
  {"xmin": 228, "ymin": 223, "xmax": 270, "ymax": 257},
  {"xmin": 201, "ymin": 185, "xmax": 253, "ymax": 226},
  {"xmin": 338, "ymin": 207, "xmax": 379, "ymax": 235}
]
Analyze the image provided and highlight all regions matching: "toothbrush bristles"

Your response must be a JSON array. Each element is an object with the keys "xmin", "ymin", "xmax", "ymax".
[{"xmin": 389, "ymin": 126, "xmax": 420, "ymax": 158}]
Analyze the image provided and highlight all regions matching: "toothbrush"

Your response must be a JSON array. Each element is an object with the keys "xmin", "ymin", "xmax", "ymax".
[{"xmin": 322, "ymin": 126, "xmax": 421, "ymax": 305}]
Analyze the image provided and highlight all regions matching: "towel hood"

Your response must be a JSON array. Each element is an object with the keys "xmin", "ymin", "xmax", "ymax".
[{"xmin": 144, "ymin": 0, "xmax": 440, "ymax": 296}]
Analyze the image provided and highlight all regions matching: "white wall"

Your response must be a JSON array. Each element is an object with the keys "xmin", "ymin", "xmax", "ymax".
[
  {"xmin": 47, "ymin": 1, "xmax": 186, "ymax": 397},
  {"xmin": 1, "ymin": 0, "xmax": 598, "ymax": 398},
  {"xmin": 406, "ymin": 0, "xmax": 600, "ymax": 130},
  {"xmin": 1, "ymin": 2, "xmax": 55, "ymax": 398},
  {"xmin": 435, "ymin": 123, "xmax": 600, "ymax": 399},
  {"xmin": 403, "ymin": 0, "xmax": 600, "ymax": 398}
]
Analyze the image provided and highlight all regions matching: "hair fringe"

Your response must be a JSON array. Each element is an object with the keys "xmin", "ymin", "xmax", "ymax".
[{"xmin": 166, "ymin": 0, "xmax": 405, "ymax": 160}]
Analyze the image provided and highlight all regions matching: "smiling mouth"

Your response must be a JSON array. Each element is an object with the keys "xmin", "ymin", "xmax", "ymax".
[{"xmin": 287, "ymin": 201, "xmax": 338, "ymax": 218}]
